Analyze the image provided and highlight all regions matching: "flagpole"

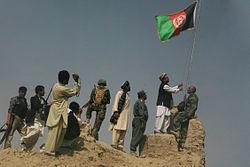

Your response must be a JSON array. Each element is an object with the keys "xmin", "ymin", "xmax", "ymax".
[{"xmin": 184, "ymin": 0, "xmax": 202, "ymax": 98}]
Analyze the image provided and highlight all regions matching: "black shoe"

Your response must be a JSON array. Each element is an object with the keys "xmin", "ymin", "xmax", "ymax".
[
  {"xmin": 154, "ymin": 130, "xmax": 162, "ymax": 134},
  {"xmin": 111, "ymin": 145, "xmax": 118, "ymax": 149}
]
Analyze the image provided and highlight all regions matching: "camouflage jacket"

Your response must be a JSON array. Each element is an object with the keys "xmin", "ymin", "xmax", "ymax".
[
  {"xmin": 8, "ymin": 96, "xmax": 28, "ymax": 119},
  {"xmin": 90, "ymin": 86, "xmax": 111, "ymax": 105},
  {"xmin": 177, "ymin": 93, "xmax": 198, "ymax": 117}
]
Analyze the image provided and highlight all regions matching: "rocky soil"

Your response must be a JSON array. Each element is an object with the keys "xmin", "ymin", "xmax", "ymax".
[{"xmin": 0, "ymin": 108, "xmax": 205, "ymax": 167}]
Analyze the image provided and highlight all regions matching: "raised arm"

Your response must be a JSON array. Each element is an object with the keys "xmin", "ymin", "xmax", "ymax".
[
  {"xmin": 163, "ymin": 85, "xmax": 181, "ymax": 93},
  {"xmin": 62, "ymin": 82, "xmax": 81, "ymax": 97}
]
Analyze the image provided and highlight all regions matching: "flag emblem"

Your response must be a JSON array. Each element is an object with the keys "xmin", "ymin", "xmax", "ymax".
[{"xmin": 173, "ymin": 15, "xmax": 186, "ymax": 28}]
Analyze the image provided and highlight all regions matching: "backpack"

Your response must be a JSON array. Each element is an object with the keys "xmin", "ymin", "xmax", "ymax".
[{"xmin": 64, "ymin": 111, "xmax": 80, "ymax": 140}]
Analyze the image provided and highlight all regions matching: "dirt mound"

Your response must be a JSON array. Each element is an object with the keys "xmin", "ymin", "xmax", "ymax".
[
  {"xmin": 0, "ymin": 111, "xmax": 205, "ymax": 167},
  {"xmin": 141, "ymin": 118, "xmax": 205, "ymax": 167}
]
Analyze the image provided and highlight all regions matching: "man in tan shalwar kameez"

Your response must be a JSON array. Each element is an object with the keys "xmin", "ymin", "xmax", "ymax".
[
  {"xmin": 109, "ymin": 81, "xmax": 130, "ymax": 151},
  {"xmin": 44, "ymin": 70, "xmax": 81, "ymax": 156}
]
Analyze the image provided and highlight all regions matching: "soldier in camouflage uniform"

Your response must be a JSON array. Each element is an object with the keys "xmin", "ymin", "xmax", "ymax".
[
  {"xmin": 84, "ymin": 79, "xmax": 111, "ymax": 140},
  {"xmin": 4, "ymin": 87, "xmax": 28, "ymax": 149},
  {"xmin": 169, "ymin": 86, "xmax": 198, "ymax": 151}
]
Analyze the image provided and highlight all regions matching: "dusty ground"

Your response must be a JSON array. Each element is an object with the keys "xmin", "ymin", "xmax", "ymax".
[{"xmin": 0, "ymin": 109, "xmax": 205, "ymax": 167}]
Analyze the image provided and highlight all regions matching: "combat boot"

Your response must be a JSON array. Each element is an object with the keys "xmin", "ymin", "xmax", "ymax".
[
  {"xmin": 169, "ymin": 130, "xmax": 180, "ymax": 138},
  {"xmin": 111, "ymin": 145, "xmax": 118, "ymax": 149},
  {"xmin": 178, "ymin": 142, "xmax": 184, "ymax": 152}
]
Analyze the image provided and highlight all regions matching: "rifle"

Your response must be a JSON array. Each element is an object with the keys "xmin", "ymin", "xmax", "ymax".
[
  {"xmin": 42, "ymin": 87, "xmax": 52, "ymax": 126},
  {"xmin": 45, "ymin": 87, "xmax": 52, "ymax": 102},
  {"xmin": 81, "ymin": 100, "xmax": 90, "ymax": 109},
  {"xmin": 0, "ymin": 124, "xmax": 6, "ymax": 133},
  {"xmin": 0, "ymin": 114, "xmax": 15, "ymax": 145},
  {"xmin": 81, "ymin": 84, "xmax": 96, "ymax": 109}
]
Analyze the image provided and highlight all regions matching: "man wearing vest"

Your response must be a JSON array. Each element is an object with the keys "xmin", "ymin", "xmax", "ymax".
[
  {"xmin": 85, "ymin": 79, "xmax": 111, "ymax": 140},
  {"xmin": 109, "ymin": 81, "xmax": 131, "ymax": 151},
  {"xmin": 44, "ymin": 70, "xmax": 81, "ymax": 156},
  {"xmin": 154, "ymin": 73, "xmax": 183, "ymax": 134},
  {"xmin": 169, "ymin": 86, "xmax": 198, "ymax": 152},
  {"xmin": 4, "ymin": 86, "xmax": 28, "ymax": 149}
]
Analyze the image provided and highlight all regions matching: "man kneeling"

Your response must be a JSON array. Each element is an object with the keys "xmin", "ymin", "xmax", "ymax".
[{"xmin": 61, "ymin": 102, "xmax": 82, "ymax": 147}]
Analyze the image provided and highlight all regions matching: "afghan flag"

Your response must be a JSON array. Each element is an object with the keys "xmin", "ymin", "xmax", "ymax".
[{"xmin": 156, "ymin": 1, "xmax": 197, "ymax": 42}]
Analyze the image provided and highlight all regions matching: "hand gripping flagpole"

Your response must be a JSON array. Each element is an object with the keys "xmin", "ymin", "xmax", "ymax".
[{"xmin": 184, "ymin": 0, "xmax": 202, "ymax": 99}]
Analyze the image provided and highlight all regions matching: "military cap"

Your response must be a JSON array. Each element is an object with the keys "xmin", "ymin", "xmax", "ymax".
[
  {"xmin": 98, "ymin": 79, "xmax": 107, "ymax": 86},
  {"xmin": 137, "ymin": 90, "xmax": 146, "ymax": 99},
  {"xmin": 121, "ymin": 81, "xmax": 130, "ymax": 89}
]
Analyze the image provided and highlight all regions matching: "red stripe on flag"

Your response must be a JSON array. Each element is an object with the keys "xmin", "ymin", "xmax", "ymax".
[{"xmin": 169, "ymin": 11, "xmax": 187, "ymax": 37}]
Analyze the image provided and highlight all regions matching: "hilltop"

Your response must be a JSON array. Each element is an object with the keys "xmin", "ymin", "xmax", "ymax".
[{"xmin": 0, "ymin": 109, "xmax": 205, "ymax": 167}]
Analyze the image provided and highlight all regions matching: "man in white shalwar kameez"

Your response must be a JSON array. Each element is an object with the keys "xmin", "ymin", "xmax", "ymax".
[
  {"xmin": 44, "ymin": 71, "xmax": 81, "ymax": 156},
  {"xmin": 109, "ymin": 81, "xmax": 130, "ymax": 151},
  {"xmin": 154, "ymin": 73, "xmax": 182, "ymax": 134}
]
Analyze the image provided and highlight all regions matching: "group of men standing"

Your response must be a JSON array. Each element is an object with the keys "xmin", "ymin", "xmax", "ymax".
[
  {"xmin": 1, "ymin": 70, "xmax": 198, "ymax": 157},
  {"xmin": 2, "ymin": 70, "xmax": 81, "ymax": 156}
]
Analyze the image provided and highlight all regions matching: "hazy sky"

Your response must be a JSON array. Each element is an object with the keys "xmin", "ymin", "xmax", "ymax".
[{"xmin": 0, "ymin": 0, "xmax": 249, "ymax": 166}]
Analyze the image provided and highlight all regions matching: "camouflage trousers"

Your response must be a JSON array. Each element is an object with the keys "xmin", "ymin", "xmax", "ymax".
[
  {"xmin": 86, "ymin": 103, "xmax": 106, "ymax": 140},
  {"xmin": 170, "ymin": 111, "xmax": 190, "ymax": 146}
]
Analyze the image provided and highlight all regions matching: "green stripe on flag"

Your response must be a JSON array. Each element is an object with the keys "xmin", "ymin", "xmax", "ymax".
[{"xmin": 156, "ymin": 16, "xmax": 175, "ymax": 41}]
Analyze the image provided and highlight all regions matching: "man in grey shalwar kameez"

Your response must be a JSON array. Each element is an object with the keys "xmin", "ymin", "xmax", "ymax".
[{"xmin": 130, "ymin": 90, "xmax": 148, "ymax": 157}]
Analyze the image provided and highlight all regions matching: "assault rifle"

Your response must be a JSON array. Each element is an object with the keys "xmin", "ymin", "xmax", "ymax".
[
  {"xmin": 0, "ymin": 114, "xmax": 15, "ymax": 145},
  {"xmin": 81, "ymin": 84, "xmax": 96, "ymax": 109},
  {"xmin": 42, "ymin": 87, "xmax": 52, "ymax": 125},
  {"xmin": 0, "ymin": 124, "xmax": 6, "ymax": 134}
]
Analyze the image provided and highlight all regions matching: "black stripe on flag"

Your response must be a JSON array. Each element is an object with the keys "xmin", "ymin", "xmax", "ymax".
[{"xmin": 182, "ymin": 1, "xmax": 197, "ymax": 31}]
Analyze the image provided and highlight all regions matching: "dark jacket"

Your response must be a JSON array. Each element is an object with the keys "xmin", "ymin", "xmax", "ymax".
[
  {"xmin": 64, "ymin": 111, "xmax": 80, "ymax": 140},
  {"xmin": 26, "ymin": 95, "xmax": 46, "ymax": 125}
]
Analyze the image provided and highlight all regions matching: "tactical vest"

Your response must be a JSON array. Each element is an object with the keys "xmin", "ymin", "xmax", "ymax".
[
  {"xmin": 13, "ymin": 97, "xmax": 28, "ymax": 119},
  {"xmin": 156, "ymin": 82, "xmax": 173, "ymax": 108},
  {"xmin": 94, "ymin": 87, "xmax": 107, "ymax": 104}
]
